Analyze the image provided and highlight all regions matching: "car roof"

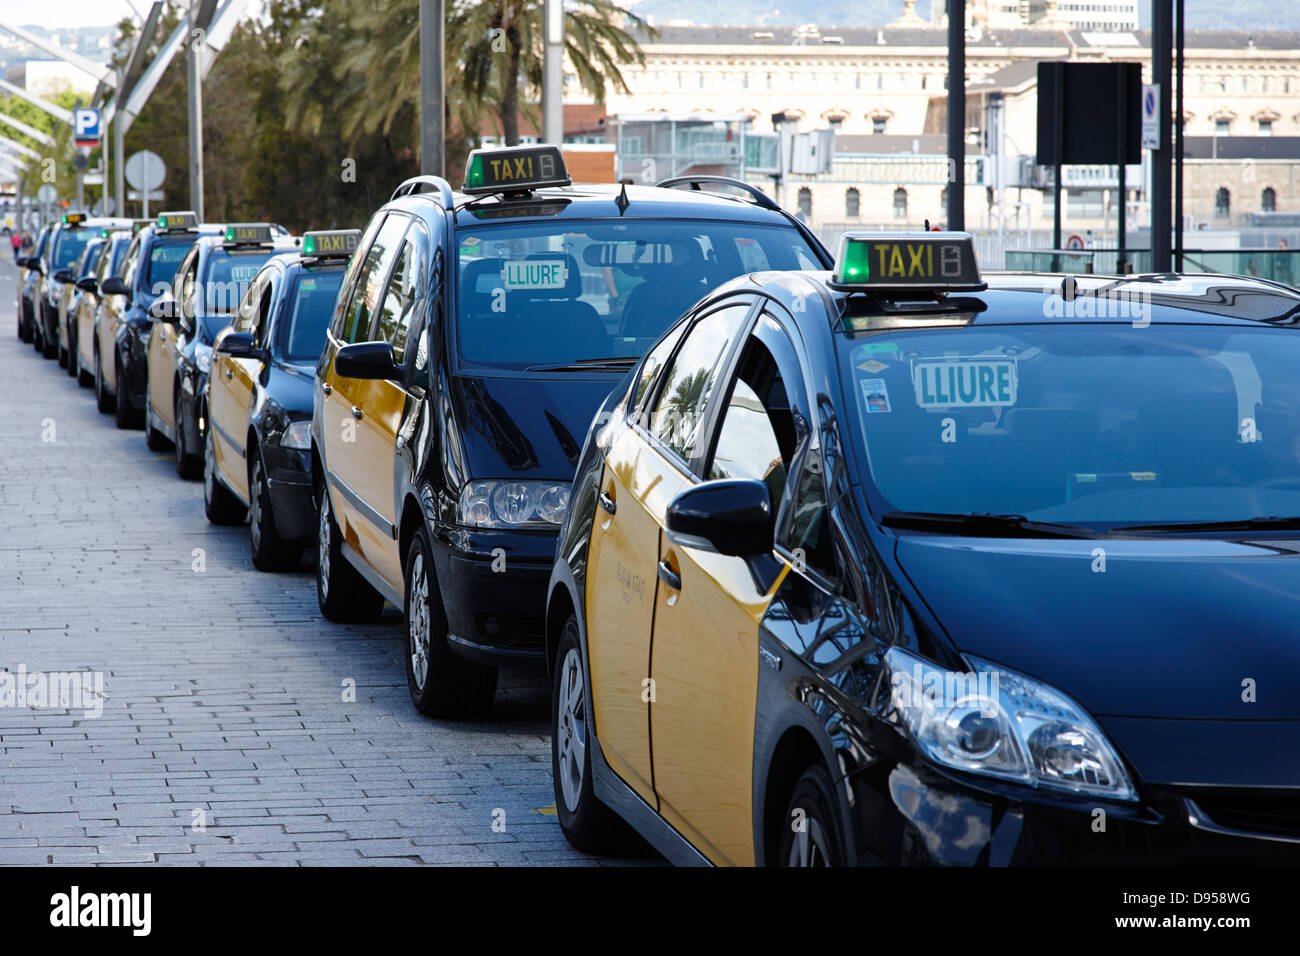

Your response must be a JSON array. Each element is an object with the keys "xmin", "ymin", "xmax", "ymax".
[{"xmin": 731, "ymin": 269, "xmax": 1300, "ymax": 332}]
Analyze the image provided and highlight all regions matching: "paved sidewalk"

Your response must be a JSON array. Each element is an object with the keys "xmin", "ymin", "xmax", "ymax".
[{"xmin": 0, "ymin": 261, "xmax": 631, "ymax": 866}]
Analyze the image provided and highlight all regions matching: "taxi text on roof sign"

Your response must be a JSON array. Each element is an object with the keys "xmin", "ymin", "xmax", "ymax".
[
  {"xmin": 62, "ymin": 213, "xmax": 87, "ymax": 227},
  {"xmin": 302, "ymin": 229, "xmax": 361, "ymax": 257},
  {"xmin": 831, "ymin": 231, "xmax": 985, "ymax": 292},
  {"xmin": 462, "ymin": 144, "xmax": 571, "ymax": 195},
  {"xmin": 225, "ymin": 223, "xmax": 273, "ymax": 244},
  {"xmin": 156, "ymin": 211, "xmax": 199, "ymax": 231}
]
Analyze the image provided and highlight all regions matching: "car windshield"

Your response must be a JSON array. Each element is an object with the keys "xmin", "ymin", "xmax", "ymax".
[
  {"xmin": 197, "ymin": 248, "xmax": 283, "ymax": 341},
  {"xmin": 281, "ymin": 269, "xmax": 344, "ymax": 362},
  {"xmin": 147, "ymin": 237, "xmax": 197, "ymax": 287},
  {"xmin": 77, "ymin": 243, "xmax": 104, "ymax": 278},
  {"xmin": 839, "ymin": 323, "xmax": 1300, "ymax": 529},
  {"xmin": 455, "ymin": 218, "xmax": 822, "ymax": 371},
  {"xmin": 52, "ymin": 229, "xmax": 93, "ymax": 271}
]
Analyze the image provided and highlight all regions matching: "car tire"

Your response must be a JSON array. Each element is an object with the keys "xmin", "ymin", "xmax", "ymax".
[
  {"xmin": 403, "ymin": 526, "xmax": 497, "ymax": 718},
  {"xmin": 64, "ymin": 334, "xmax": 77, "ymax": 377},
  {"xmin": 553, "ymin": 614, "xmax": 625, "ymax": 852},
  {"xmin": 114, "ymin": 355, "xmax": 139, "ymax": 429},
  {"xmin": 41, "ymin": 315, "xmax": 57, "ymax": 359},
  {"xmin": 145, "ymin": 383, "xmax": 171, "ymax": 451},
  {"xmin": 203, "ymin": 426, "xmax": 246, "ymax": 524},
  {"xmin": 778, "ymin": 764, "xmax": 845, "ymax": 867},
  {"xmin": 249, "ymin": 453, "xmax": 296, "ymax": 572},
  {"xmin": 32, "ymin": 317, "xmax": 44, "ymax": 353},
  {"xmin": 94, "ymin": 349, "xmax": 115, "ymax": 414},
  {"xmin": 315, "ymin": 485, "xmax": 385, "ymax": 622},
  {"xmin": 57, "ymin": 342, "xmax": 68, "ymax": 368},
  {"xmin": 175, "ymin": 392, "xmax": 203, "ymax": 478},
  {"xmin": 19, "ymin": 307, "xmax": 32, "ymax": 343}
]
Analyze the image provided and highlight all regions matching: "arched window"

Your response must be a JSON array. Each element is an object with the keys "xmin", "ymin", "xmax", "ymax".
[
  {"xmin": 797, "ymin": 187, "xmax": 812, "ymax": 221},
  {"xmin": 1215, "ymin": 187, "xmax": 1231, "ymax": 219},
  {"xmin": 1262, "ymin": 187, "xmax": 1277, "ymax": 213},
  {"xmin": 845, "ymin": 188, "xmax": 860, "ymax": 218},
  {"xmin": 893, "ymin": 187, "xmax": 908, "ymax": 220}
]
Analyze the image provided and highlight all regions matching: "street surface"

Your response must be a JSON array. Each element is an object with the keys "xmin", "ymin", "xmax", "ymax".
[{"xmin": 0, "ymin": 259, "xmax": 630, "ymax": 866}]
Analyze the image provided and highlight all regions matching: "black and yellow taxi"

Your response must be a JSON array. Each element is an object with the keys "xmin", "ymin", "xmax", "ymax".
[
  {"xmin": 312, "ymin": 144, "xmax": 829, "ymax": 718},
  {"xmin": 146, "ymin": 223, "xmax": 300, "ymax": 476},
  {"xmin": 56, "ymin": 231, "xmax": 111, "ymax": 377},
  {"xmin": 16, "ymin": 224, "xmax": 51, "ymax": 344},
  {"xmin": 549, "ymin": 231, "xmax": 1300, "ymax": 866},
  {"xmin": 35, "ymin": 213, "xmax": 133, "ymax": 361},
  {"xmin": 204, "ymin": 229, "xmax": 361, "ymax": 570},
  {"xmin": 74, "ymin": 228, "xmax": 135, "ymax": 388},
  {"xmin": 96, "ymin": 212, "xmax": 210, "ymax": 426}
]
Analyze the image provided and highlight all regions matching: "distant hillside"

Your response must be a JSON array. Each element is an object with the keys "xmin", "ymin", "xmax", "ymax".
[{"xmin": 627, "ymin": 0, "xmax": 1300, "ymax": 32}]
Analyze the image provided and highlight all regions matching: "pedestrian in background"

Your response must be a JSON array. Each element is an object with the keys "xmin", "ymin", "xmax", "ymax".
[{"xmin": 9, "ymin": 231, "xmax": 20, "ymax": 261}]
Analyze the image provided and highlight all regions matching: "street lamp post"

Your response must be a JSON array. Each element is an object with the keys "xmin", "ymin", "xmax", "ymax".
[{"xmin": 419, "ymin": 0, "xmax": 445, "ymax": 177}]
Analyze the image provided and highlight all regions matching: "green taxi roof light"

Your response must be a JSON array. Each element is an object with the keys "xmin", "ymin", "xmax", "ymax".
[
  {"xmin": 461, "ymin": 144, "xmax": 570, "ymax": 195},
  {"xmin": 303, "ymin": 235, "xmax": 315, "ymax": 255},
  {"xmin": 831, "ymin": 231, "xmax": 985, "ymax": 293},
  {"xmin": 224, "ymin": 225, "xmax": 235, "ymax": 241}
]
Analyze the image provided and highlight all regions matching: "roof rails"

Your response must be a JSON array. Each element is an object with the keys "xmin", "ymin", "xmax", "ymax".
[
  {"xmin": 654, "ymin": 176, "xmax": 781, "ymax": 212},
  {"xmin": 391, "ymin": 175, "xmax": 455, "ymax": 208}
]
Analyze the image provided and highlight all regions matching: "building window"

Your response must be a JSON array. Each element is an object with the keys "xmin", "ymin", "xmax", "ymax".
[
  {"xmin": 893, "ymin": 187, "xmax": 908, "ymax": 220},
  {"xmin": 1263, "ymin": 187, "xmax": 1277, "ymax": 213},
  {"xmin": 1215, "ymin": 187, "xmax": 1231, "ymax": 219},
  {"xmin": 797, "ymin": 187, "xmax": 812, "ymax": 220},
  {"xmin": 1259, "ymin": 119, "xmax": 1273, "ymax": 136},
  {"xmin": 873, "ymin": 116, "xmax": 887, "ymax": 134},
  {"xmin": 1215, "ymin": 119, "xmax": 1230, "ymax": 136},
  {"xmin": 845, "ymin": 187, "xmax": 860, "ymax": 218}
]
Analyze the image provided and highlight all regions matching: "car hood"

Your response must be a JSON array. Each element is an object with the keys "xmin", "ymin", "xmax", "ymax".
[
  {"xmin": 266, "ymin": 361, "xmax": 315, "ymax": 415},
  {"xmin": 895, "ymin": 535, "xmax": 1300, "ymax": 721},
  {"xmin": 449, "ymin": 373, "xmax": 620, "ymax": 482}
]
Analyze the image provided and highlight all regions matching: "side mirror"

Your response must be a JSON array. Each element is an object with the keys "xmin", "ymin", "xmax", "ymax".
[
  {"xmin": 16, "ymin": 256, "xmax": 31, "ymax": 269},
  {"xmin": 666, "ymin": 478, "xmax": 774, "ymax": 557},
  {"xmin": 217, "ymin": 331, "xmax": 266, "ymax": 360},
  {"xmin": 76, "ymin": 276, "xmax": 98, "ymax": 294},
  {"xmin": 100, "ymin": 276, "xmax": 131, "ymax": 299},
  {"xmin": 334, "ymin": 341, "xmax": 399, "ymax": 380},
  {"xmin": 53, "ymin": 269, "xmax": 74, "ymax": 284}
]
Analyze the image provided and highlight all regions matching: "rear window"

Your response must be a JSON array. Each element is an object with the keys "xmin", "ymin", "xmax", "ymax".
[{"xmin": 454, "ymin": 218, "xmax": 823, "ymax": 371}]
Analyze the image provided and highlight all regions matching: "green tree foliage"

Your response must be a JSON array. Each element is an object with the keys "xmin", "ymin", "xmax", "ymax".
[{"xmin": 0, "ymin": 87, "xmax": 88, "ymax": 205}]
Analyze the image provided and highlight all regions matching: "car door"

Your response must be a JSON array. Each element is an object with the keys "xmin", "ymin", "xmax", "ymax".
[
  {"xmin": 101, "ymin": 236, "xmax": 140, "ymax": 390},
  {"xmin": 585, "ymin": 299, "xmax": 754, "ymax": 808},
  {"xmin": 320, "ymin": 212, "xmax": 408, "ymax": 564},
  {"xmin": 148, "ymin": 251, "xmax": 193, "ymax": 435},
  {"xmin": 350, "ymin": 218, "xmax": 430, "ymax": 590},
  {"xmin": 648, "ymin": 308, "xmax": 811, "ymax": 866},
  {"xmin": 213, "ymin": 270, "xmax": 274, "ymax": 499}
]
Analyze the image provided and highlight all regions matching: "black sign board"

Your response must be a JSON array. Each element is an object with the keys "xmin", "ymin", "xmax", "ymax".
[{"xmin": 1037, "ymin": 62, "xmax": 1142, "ymax": 166}]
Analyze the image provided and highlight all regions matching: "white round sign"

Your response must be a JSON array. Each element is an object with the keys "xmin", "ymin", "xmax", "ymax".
[
  {"xmin": 125, "ymin": 150, "xmax": 166, "ymax": 192},
  {"xmin": 36, "ymin": 184, "xmax": 57, "ymax": 205}
]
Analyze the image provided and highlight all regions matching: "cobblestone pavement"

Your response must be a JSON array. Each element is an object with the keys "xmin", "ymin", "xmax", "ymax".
[{"xmin": 0, "ymin": 260, "xmax": 637, "ymax": 866}]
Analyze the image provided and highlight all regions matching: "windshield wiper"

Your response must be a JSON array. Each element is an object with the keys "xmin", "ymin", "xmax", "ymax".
[
  {"xmin": 880, "ymin": 511, "xmax": 1102, "ymax": 538},
  {"xmin": 1112, "ymin": 516, "xmax": 1300, "ymax": 534},
  {"xmin": 524, "ymin": 357, "xmax": 639, "ymax": 372}
]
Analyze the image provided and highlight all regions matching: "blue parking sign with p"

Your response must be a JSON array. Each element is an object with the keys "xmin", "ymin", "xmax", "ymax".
[{"xmin": 74, "ymin": 108, "xmax": 100, "ymax": 146}]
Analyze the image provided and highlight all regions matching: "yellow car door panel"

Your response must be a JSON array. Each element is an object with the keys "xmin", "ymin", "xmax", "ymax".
[{"xmin": 147, "ymin": 323, "xmax": 175, "ymax": 433}]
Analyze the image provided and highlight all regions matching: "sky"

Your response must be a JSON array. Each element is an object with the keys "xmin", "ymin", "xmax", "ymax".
[{"xmin": 0, "ymin": 0, "xmax": 141, "ymax": 28}]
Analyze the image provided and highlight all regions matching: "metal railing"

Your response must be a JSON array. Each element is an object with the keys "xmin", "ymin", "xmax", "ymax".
[{"xmin": 1005, "ymin": 248, "xmax": 1300, "ymax": 286}]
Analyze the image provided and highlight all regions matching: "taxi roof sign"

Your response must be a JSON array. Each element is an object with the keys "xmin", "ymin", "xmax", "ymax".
[
  {"xmin": 156, "ymin": 211, "xmax": 199, "ymax": 232},
  {"xmin": 302, "ymin": 229, "xmax": 361, "ymax": 258},
  {"xmin": 224, "ymin": 223, "xmax": 274, "ymax": 245},
  {"xmin": 62, "ymin": 212, "xmax": 87, "ymax": 227},
  {"xmin": 831, "ymin": 231, "xmax": 985, "ymax": 293},
  {"xmin": 462, "ymin": 144, "xmax": 570, "ymax": 195}
]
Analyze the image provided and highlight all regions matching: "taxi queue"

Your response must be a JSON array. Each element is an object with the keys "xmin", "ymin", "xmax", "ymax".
[{"xmin": 16, "ymin": 143, "xmax": 1300, "ymax": 867}]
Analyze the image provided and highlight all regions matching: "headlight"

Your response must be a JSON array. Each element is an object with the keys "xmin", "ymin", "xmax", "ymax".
[
  {"xmin": 281, "ymin": 420, "xmax": 311, "ymax": 450},
  {"xmin": 884, "ymin": 646, "xmax": 1136, "ymax": 801},
  {"xmin": 194, "ymin": 343, "xmax": 213, "ymax": 374},
  {"xmin": 458, "ymin": 480, "xmax": 570, "ymax": 529}
]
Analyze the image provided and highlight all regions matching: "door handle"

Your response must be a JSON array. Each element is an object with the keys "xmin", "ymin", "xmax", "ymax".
[
  {"xmin": 351, "ymin": 406, "xmax": 364, "ymax": 420},
  {"xmin": 224, "ymin": 369, "xmax": 233, "ymax": 380},
  {"xmin": 321, "ymin": 382, "xmax": 332, "ymax": 395},
  {"xmin": 657, "ymin": 559, "xmax": 681, "ymax": 591},
  {"xmin": 598, "ymin": 490, "xmax": 616, "ymax": 515}
]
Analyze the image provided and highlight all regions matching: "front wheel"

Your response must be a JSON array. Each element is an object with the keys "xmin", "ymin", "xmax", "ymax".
[
  {"xmin": 553, "ymin": 615, "xmax": 625, "ymax": 852},
  {"xmin": 315, "ymin": 485, "xmax": 384, "ymax": 622},
  {"xmin": 175, "ymin": 392, "xmax": 202, "ymax": 478},
  {"xmin": 113, "ymin": 355, "xmax": 139, "ymax": 429},
  {"xmin": 249, "ymin": 454, "xmax": 297, "ymax": 572},
  {"xmin": 94, "ymin": 350, "xmax": 115, "ymax": 414},
  {"xmin": 403, "ymin": 527, "xmax": 497, "ymax": 718},
  {"xmin": 778, "ymin": 764, "xmax": 845, "ymax": 867},
  {"xmin": 203, "ymin": 427, "xmax": 247, "ymax": 525}
]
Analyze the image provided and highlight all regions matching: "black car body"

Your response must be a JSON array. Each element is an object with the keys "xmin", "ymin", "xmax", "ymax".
[
  {"xmin": 57, "ymin": 234, "xmax": 109, "ymax": 375},
  {"xmin": 16, "ymin": 225, "xmax": 51, "ymax": 343},
  {"xmin": 548, "ymin": 232, "xmax": 1300, "ymax": 865},
  {"xmin": 36, "ymin": 215, "xmax": 132, "ymax": 360},
  {"xmin": 311, "ymin": 145, "xmax": 830, "ymax": 718},
  {"xmin": 205, "ymin": 230, "xmax": 358, "ymax": 569}
]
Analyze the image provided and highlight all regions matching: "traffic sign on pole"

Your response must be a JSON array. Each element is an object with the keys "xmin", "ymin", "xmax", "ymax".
[{"xmin": 74, "ymin": 107, "xmax": 101, "ymax": 147}]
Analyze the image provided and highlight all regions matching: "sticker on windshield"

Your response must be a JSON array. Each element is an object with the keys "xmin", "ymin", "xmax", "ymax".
[
  {"xmin": 860, "ymin": 378, "xmax": 892, "ymax": 414},
  {"xmin": 859, "ymin": 359, "xmax": 889, "ymax": 373},
  {"xmin": 501, "ymin": 259, "xmax": 567, "ymax": 290},
  {"xmin": 912, "ymin": 358, "xmax": 1017, "ymax": 408},
  {"xmin": 229, "ymin": 265, "xmax": 261, "ymax": 282}
]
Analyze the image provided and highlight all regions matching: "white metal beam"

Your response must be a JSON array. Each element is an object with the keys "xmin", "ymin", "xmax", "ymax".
[
  {"xmin": 0, "ymin": 79, "xmax": 73, "ymax": 124},
  {"xmin": 0, "ymin": 135, "xmax": 40, "ymax": 160},
  {"xmin": 0, "ymin": 112, "xmax": 55, "ymax": 147},
  {"xmin": 0, "ymin": 22, "xmax": 115, "ymax": 88}
]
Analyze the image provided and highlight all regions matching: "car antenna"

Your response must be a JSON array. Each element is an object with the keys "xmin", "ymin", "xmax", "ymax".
[{"xmin": 615, "ymin": 181, "xmax": 630, "ymax": 216}]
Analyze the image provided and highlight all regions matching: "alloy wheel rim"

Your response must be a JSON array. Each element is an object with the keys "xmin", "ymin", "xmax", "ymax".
[
  {"xmin": 317, "ymin": 495, "xmax": 330, "ymax": 598},
  {"xmin": 556, "ymin": 647, "xmax": 587, "ymax": 813},
  {"xmin": 786, "ymin": 813, "xmax": 831, "ymax": 867},
  {"xmin": 250, "ymin": 461, "xmax": 264, "ymax": 551},
  {"xmin": 408, "ymin": 551, "xmax": 430, "ymax": 691}
]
